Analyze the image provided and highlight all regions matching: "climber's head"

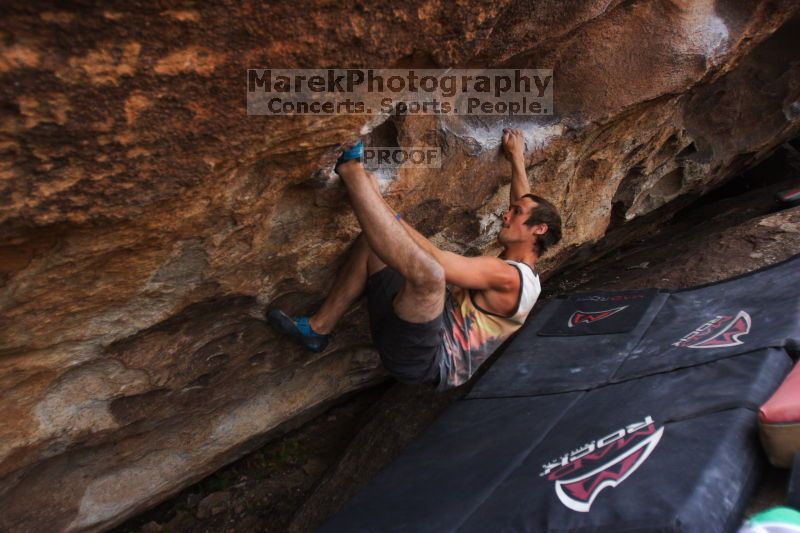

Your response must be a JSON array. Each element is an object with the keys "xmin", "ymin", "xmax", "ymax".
[{"xmin": 498, "ymin": 194, "xmax": 562, "ymax": 256}]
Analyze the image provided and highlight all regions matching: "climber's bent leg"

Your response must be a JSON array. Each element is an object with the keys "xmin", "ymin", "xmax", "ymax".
[
  {"xmin": 307, "ymin": 234, "xmax": 365, "ymax": 334},
  {"xmin": 309, "ymin": 170, "xmax": 390, "ymax": 334},
  {"xmin": 309, "ymin": 233, "xmax": 387, "ymax": 334},
  {"xmin": 337, "ymin": 160, "xmax": 445, "ymax": 385},
  {"xmin": 365, "ymin": 265, "xmax": 444, "ymax": 387},
  {"xmin": 337, "ymin": 160, "xmax": 445, "ymax": 324}
]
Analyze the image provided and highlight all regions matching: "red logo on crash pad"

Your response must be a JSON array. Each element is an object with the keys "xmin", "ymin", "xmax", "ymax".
[
  {"xmin": 541, "ymin": 416, "xmax": 664, "ymax": 512},
  {"xmin": 568, "ymin": 306, "xmax": 628, "ymax": 328},
  {"xmin": 673, "ymin": 310, "xmax": 752, "ymax": 349}
]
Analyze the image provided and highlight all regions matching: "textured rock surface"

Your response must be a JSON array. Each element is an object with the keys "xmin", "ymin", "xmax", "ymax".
[{"xmin": 2, "ymin": 1, "xmax": 800, "ymax": 531}]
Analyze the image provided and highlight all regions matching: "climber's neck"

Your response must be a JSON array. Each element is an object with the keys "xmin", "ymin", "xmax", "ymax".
[{"xmin": 499, "ymin": 243, "xmax": 538, "ymax": 270}]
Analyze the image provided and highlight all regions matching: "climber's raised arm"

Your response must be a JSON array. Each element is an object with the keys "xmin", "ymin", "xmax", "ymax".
[
  {"xmin": 398, "ymin": 217, "xmax": 518, "ymax": 291},
  {"xmin": 503, "ymin": 128, "xmax": 531, "ymax": 203},
  {"xmin": 360, "ymin": 170, "xmax": 518, "ymax": 291}
]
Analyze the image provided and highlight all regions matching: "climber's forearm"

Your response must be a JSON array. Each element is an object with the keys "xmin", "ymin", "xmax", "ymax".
[{"xmin": 509, "ymin": 156, "xmax": 530, "ymax": 203}]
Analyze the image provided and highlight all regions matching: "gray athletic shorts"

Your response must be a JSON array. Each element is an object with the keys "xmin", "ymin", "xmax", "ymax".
[{"xmin": 365, "ymin": 267, "xmax": 443, "ymax": 386}]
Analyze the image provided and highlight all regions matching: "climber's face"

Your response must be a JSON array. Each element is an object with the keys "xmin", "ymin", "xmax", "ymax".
[{"xmin": 498, "ymin": 197, "xmax": 544, "ymax": 248}]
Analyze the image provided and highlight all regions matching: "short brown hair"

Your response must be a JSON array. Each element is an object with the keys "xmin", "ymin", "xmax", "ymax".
[{"xmin": 521, "ymin": 194, "xmax": 562, "ymax": 255}]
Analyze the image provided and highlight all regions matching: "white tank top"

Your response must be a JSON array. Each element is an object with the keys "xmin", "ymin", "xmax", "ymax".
[{"xmin": 505, "ymin": 260, "xmax": 541, "ymax": 322}]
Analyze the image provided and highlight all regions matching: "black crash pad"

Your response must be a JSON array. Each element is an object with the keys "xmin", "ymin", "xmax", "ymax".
[
  {"xmin": 470, "ymin": 256, "xmax": 800, "ymax": 399},
  {"xmin": 323, "ymin": 256, "xmax": 800, "ymax": 533},
  {"xmin": 322, "ymin": 349, "xmax": 792, "ymax": 533},
  {"xmin": 538, "ymin": 288, "xmax": 661, "ymax": 336},
  {"xmin": 468, "ymin": 291, "xmax": 669, "ymax": 398},
  {"xmin": 615, "ymin": 257, "xmax": 800, "ymax": 381}
]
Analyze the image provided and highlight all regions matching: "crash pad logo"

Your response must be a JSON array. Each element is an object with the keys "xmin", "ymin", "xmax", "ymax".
[
  {"xmin": 568, "ymin": 306, "xmax": 628, "ymax": 328},
  {"xmin": 575, "ymin": 294, "xmax": 645, "ymax": 302},
  {"xmin": 540, "ymin": 416, "xmax": 664, "ymax": 512},
  {"xmin": 673, "ymin": 310, "xmax": 751, "ymax": 349}
]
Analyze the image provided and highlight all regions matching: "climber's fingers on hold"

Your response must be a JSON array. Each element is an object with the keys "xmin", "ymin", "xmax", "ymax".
[{"xmin": 510, "ymin": 129, "xmax": 527, "ymax": 153}]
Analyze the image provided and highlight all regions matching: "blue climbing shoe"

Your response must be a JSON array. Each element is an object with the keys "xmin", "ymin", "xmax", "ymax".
[
  {"xmin": 266, "ymin": 309, "xmax": 332, "ymax": 352},
  {"xmin": 334, "ymin": 140, "xmax": 364, "ymax": 175}
]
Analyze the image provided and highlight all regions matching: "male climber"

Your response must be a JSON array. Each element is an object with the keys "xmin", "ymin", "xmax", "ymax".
[{"xmin": 268, "ymin": 128, "xmax": 562, "ymax": 390}]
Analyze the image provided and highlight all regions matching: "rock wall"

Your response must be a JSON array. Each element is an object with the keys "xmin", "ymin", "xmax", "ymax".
[{"xmin": 1, "ymin": 1, "xmax": 800, "ymax": 531}]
